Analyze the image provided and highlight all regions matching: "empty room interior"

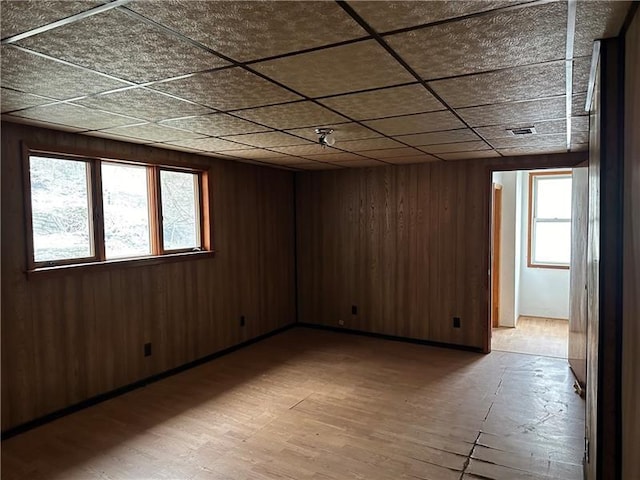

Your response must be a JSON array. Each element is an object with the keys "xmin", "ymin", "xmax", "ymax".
[{"xmin": 1, "ymin": 1, "xmax": 638, "ymax": 479}]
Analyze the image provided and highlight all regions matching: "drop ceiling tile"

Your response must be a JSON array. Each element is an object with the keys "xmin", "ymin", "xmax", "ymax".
[
  {"xmin": 440, "ymin": 150, "xmax": 501, "ymax": 160},
  {"xmin": 10, "ymin": 103, "xmax": 143, "ymax": 131},
  {"xmin": 395, "ymin": 128, "xmax": 480, "ymax": 146},
  {"xmin": 18, "ymin": 9, "xmax": 228, "ymax": 83},
  {"xmin": 291, "ymin": 162, "xmax": 344, "ymax": 170},
  {"xmin": 1, "ymin": 46, "xmax": 130, "ymax": 99},
  {"xmin": 338, "ymin": 137, "xmax": 405, "ymax": 152},
  {"xmin": 498, "ymin": 145, "xmax": 567, "ymax": 156},
  {"xmin": 419, "ymin": 141, "xmax": 491, "ymax": 154},
  {"xmin": 330, "ymin": 159, "xmax": 387, "ymax": 168},
  {"xmin": 385, "ymin": 154, "xmax": 440, "ymax": 164},
  {"xmin": 573, "ymin": 93, "xmax": 589, "ymax": 116},
  {"xmin": 233, "ymin": 102, "xmax": 348, "ymax": 130},
  {"xmin": 285, "ymin": 123, "xmax": 379, "ymax": 142},
  {"xmin": 251, "ymin": 40, "xmax": 415, "ymax": 97},
  {"xmin": 298, "ymin": 152, "xmax": 367, "ymax": 162},
  {"xmin": 572, "ymin": 116, "xmax": 589, "ymax": 135},
  {"xmin": 348, "ymin": 1, "xmax": 528, "ymax": 32},
  {"xmin": 476, "ymin": 119, "xmax": 566, "ymax": 139},
  {"xmin": 319, "ymin": 84, "xmax": 444, "ymax": 120},
  {"xmin": 77, "ymin": 88, "xmax": 213, "ymax": 122},
  {"xmin": 268, "ymin": 144, "xmax": 338, "ymax": 157},
  {"xmin": 220, "ymin": 132, "xmax": 310, "ymax": 148},
  {"xmin": 160, "ymin": 114, "xmax": 270, "ymax": 137},
  {"xmin": 99, "ymin": 124, "xmax": 205, "ymax": 143},
  {"xmin": 491, "ymin": 133, "xmax": 566, "ymax": 149},
  {"xmin": 2, "ymin": 114, "xmax": 85, "ymax": 133},
  {"xmin": 1, "ymin": 88, "xmax": 55, "ymax": 112},
  {"xmin": 165, "ymin": 136, "xmax": 249, "ymax": 152},
  {"xmin": 572, "ymin": 56, "xmax": 591, "ymax": 94},
  {"xmin": 1, "ymin": 0, "xmax": 102, "ymax": 38},
  {"xmin": 222, "ymin": 149, "xmax": 300, "ymax": 160},
  {"xmin": 83, "ymin": 130, "xmax": 153, "ymax": 145},
  {"xmin": 571, "ymin": 143, "xmax": 589, "ymax": 152},
  {"xmin": 249, "ymin": 157, "xmax": 311, "ymax": 166},
  {"xmin": 458, "ymin": 97, "xmax": 566, "ymax": 127},
  {"xmin": 574, "ymin": 1, "xmax": 631, "ymax": 57},
  {"xmin": 572, "ymin": 132, "xmax": 589, "ymax": 145},
  {"xmin": 129, "ymin": 0, "xmax": 366, "ymax": 62},
  {"xmin": 386, "ymin": 2, "xmax": 567, "ymax": 79},
  {"xmin": 359, "ymin": 147, "xmax": 425, "ymax": 159},
  {"xmin": 429, "ymin": 62, "xmax": 566, "ymax": 108},
  {"xmin": 151, "ymin": 68, "xmax": 301, "ymax": 111},
  {"xmin": 363, "ymin": 111, "xmax": 465, "ymax": 136}
]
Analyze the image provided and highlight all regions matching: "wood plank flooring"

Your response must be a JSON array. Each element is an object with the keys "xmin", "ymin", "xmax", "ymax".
[
  {"xmin": 1, "ymin": 328, "xmax": 584, "ymax": 480},
  {"xmin": 492, "ymin": 316, "xmax": 569, "ymax": 358}
]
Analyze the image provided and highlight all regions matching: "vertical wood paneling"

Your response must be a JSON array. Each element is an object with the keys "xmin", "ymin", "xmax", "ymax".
[
  {"xmin": 0, "ymin": 121, "xmax": 296, "ymax": 432},
  {"xmin": 622, "ymin": 8, "xmax": 640, "ymax": 480}
]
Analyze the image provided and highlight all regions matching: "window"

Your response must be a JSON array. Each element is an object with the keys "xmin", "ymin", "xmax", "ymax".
[
  {"xmin": 25, "ymin": 148, "xmax": 209, "ymax": 271},
  {"xmin": 528, "ymin": 171, "xmax": 572, "ymax": 269}
]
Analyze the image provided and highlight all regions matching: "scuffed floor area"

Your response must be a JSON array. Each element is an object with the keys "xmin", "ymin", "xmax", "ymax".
[
  {"xmin": 2, "ymin": 328, "xmax": 583, "ymax": 479},
  {"xmin": 492, "ymin": 316, "xmax": 569, "ymax": 358}
]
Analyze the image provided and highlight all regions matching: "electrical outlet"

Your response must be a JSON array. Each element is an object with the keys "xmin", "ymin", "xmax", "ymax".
[
  {"xmin": 351, "ymin": 305, "xmax": 358, "ymax": 315},
  {"xmin": 144, "ymin": 342, "xmax": 152, "ymax": 357},
  {"xmin": 338, "ymin": 319, "xmax": 345, "ymax": 326},
  {"xmin": 453, "ymin": 317, "xmax": 461, "ymax": 328},
  {"xmin": 240, "ymin": 315, "xmax": 245, "ymax": 327}
]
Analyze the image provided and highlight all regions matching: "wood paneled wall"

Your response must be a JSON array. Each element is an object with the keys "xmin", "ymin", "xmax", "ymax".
[
  {"xmin": 1, "ymin": 121, "xmax": 296, "ymax": 432},
  {"xmin": 623, "ymin": 7, "xmax": 640, "ymax": 480},
  {"xmin": 295, "ymin": 153, "xmax": 586, "ymax": 350}
]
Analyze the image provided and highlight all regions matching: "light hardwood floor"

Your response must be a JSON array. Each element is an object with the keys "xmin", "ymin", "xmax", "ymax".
[
  {"xmin": 2, "ymin": 328, "xmax": 584, "ymax": 480},
  {"xmin": 492, "ymin": 316, "xmax": 569, "ymax": 358}
]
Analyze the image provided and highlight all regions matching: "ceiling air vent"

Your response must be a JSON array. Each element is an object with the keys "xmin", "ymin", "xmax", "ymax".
[{"xmin": 507, "ymin": 126, "xmax": 537, "ymax": 136}]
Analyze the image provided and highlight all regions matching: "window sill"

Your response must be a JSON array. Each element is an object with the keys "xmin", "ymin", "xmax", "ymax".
[
  {"xmin": 527, "ymin": 262, "xmax": 570, "ymax": 270},
  {"xmin": 26, "ymin": 250, "xmax": 216, "ymax": 279}
]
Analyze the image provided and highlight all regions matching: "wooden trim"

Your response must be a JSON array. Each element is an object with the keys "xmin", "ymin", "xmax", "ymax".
[
  {"xmin": 21, "ymin": 143, "xmax": 36, "ymax": 271},
  {"xmin": 491, "ymin": 184, "xmax": 502, "ymax": 328},
  {"xmin": 527, "ymin": 170, "xmax": 573, "ymax": 269},
  {"xmin": 92, "ymin": 158, "xmax": 106, "ymax": 261},
  {"xmin": 148, "ymin": 166, "xmax": 162, "ymax": 255},
  {"xmin": 587, "ymin": 41, "xmax": 602, "ymax": 113},
  {"xmin": 201, "ymin": 170, "xmax": 212, "ymax": 251}
]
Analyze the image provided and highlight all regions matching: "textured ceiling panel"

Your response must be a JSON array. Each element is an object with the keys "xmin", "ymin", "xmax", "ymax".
[
  {"xmin": 458, "ymin": 97, "xmax": 566, "ymax": 127},
  {"xmin": 1, "ymin": 46, "xmax": 129, "ymax": 99},
  {"xmin": 0, "ymin": 0, "xmax": 102, "ymax": 38},
  {"xmin": 128, "ymin": 0, "xmax": 366, "ymax": 62},
  {"xmin": 385, "ymin": 154, "xmax": 440, "ymax": 164},
  {"xmin": 99, "ymin": 123, "xmax": 206, "ymax": 143},
  {"xmin": 498, "ymin": 145, "xmax": 566, "ymax": 156},
  {"xmin": 572, "ymin": 116, "xmax": 589, "ymax": 135},
  {"xmin": 491, "ymin": 133, "xmax": 566, "ymax": 149},
  {"xmin": 319, "ymin": 84, "xmax": 444, "ymax": 120},
  {"xmin": 328, "ymin": 159, "xmax": 387, "ymax": 167},
  {"xmin": 267, "ymin": 144, "xmax": 342, "ymax": 157},
  {"xmin": 221, "ymin": 149, "xmax": 300, "ymax": 160},
  {"xmin": 363, "ymin": 111, "xmax": 465, "ymax": 136},
  {"xmin": 164, "ymin": 136, "xmax": 249, "ymax": 151},
  {"xmin": 291, "ymin": 162, "xmax": 343, "ymax": 170},
  {"xmin": 570, "ymin": 142, "xmax": 588, "ymax": 152},
  {"xmin": 394, "ymin": 128, "xmax": 480, "ymax": 146},
  {"xmin": 251, "ymin": 41, "xmax": 415, "ymax": 97},
  {"xmin": 233, "ymin": 102, "xmax": 348, "ymax": 130},
  {"xmin": 85, "ymin": 129, "xmax": 157, "ymax": 145},
  {"xmin": 150, "ymin": 68, "xmax": 301, "ymax": 112},
  {"xmin": 160, "ymin": 114, "xmax": 270, "ymax": 137},
  {"xmin": 574, "ymin": 1, "xmax": 631, "ymax": 57},
  {"xmin": 18, "ymin": 9, "xmax": 228, "ymax": 83},
  {"xmin": 1, "ymin": 113, "xmax": 86, "ymax": 133},
  {"xmin": 298, "ymin": 152, "xmax": 367, "ymax": 162},
  {"xmin": 285, "ymin": 123, "xmax": 379, "ymax": 142},
  {"xmin": 77, "ymin": 88, "xmax": 213, "ymax": 122},
  {"xmin": 440, "ymin": 150, "xmax": 501, "ymax": 160},
  {"xmin": 419, "ymin": 141, "xmax": 491, "ymax": 154},
  {"xmin": 573, "ymin": 93, "xmax": 589, "ymax": 116},
  {"xmin": 1, "ymin": 88, "xmax": 55, "ymax": 112},
  {"xmin": 338, "ymin": 137, "xmax": 405, "ymax": 152},
  {"xmin": 572, "ymin": 56, "xmax": 591, "ymax": 94},
  {"xmin": 476, "ymin": 119, "xmax": 566, "ymax": 139},
  {"xmin": 220, "ymin": 132, "xmax": 310, "ymax": 148},
  {"xmin": 11, "ymin": 103, "xmax": 144, "ymax": 130},
  {"xmin": 239, "ymin": 156, "xmax": 309, "ymax": 165},
  {"xmin": 358, "ymin": 147, "xmax": 425, "ymax": 159},
  {"xmin": 349, "ymin": 1, "xmax": 526, "ymax": 33},
  {"xmin": 430, "ymin": 61, "xmax": 565, "ymax": 108},
  {"xmin": 387, "ymin": 2, "xmax": 566, "ymax": 80},
  {"xmin": 572, "ymin": 132, "xmax": 589, "ymax": 145}
]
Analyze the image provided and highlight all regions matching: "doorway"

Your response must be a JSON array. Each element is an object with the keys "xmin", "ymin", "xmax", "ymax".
[{"xmin": 490, "ymin": 169, "xmax": 573, "ymax": 358}]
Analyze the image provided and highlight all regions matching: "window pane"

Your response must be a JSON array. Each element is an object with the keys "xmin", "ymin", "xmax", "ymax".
[
  {"xmin": 533, "ymin": 221, "xmax": 571, "ymax": 264},
  {"xmin": 102, "ymin": 162, "xmax": 151, "ymax": 259},
  {"xmin": 29, "ymin": 156, "xmax": 92, "ymax": 262},
  {"xmin": 160, "ymin": 170, "xmax": 199, "ymax": 250},
  {"xmin": 535, "ymin": 176, "xmax": 572, "ymax": 219}
]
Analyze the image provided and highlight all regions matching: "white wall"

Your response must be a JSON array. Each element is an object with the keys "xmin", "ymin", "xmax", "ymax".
[
  {"xmin": 517, "ymin": 170, "xmax": 570, "ymax": 319},
  {"xmin": 492, "ymin": 169, "xmax": 571, "ymax": 325}
]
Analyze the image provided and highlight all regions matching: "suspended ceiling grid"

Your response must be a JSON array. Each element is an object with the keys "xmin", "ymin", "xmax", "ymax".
[{"xmin": 0, "ymin": 0, "xmax": 632, "ymax": 170}]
